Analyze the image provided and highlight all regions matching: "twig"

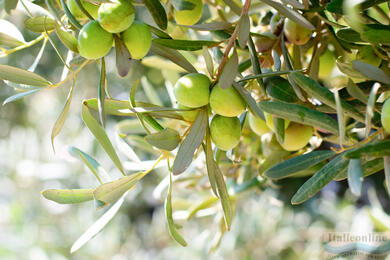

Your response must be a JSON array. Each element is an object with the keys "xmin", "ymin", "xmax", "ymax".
[{"xmin": 213, "ymin": 0, "xmax": 251, "ymax": 86}]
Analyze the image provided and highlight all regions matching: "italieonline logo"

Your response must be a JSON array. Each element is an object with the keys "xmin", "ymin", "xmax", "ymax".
[{"xmin": 322, "ymin": 232, "xmax": 390, "ymax": 259}]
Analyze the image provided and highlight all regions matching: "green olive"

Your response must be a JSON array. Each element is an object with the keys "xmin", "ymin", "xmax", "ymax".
[
  {"xmin": 283, "ymin": 19, "xmax": 312, "ymax": 45},
  {"xmin": 248, "ymin": 113, "xmax": 270, "ymax": 136},
  {"xmin": 98, "ymin": 0, "xmax": 134, "ymax": 33},
  {"xmin": 174, "ymin": 0, "xmax": 203, "ymax": 26},
  {"xmin": 122, "ymin": 21, "xmax": 152, "ymax": 60},
  {"xmin": 264, "ymin": 113, "xmax": 290, "ymax": 132},
  {"xmin": 178, "ymin": 103, "xmax": 199, "ymax": 122},
  {"xmin": 281, "ymin": 123, "xmax": 313, "ymax": 151},
  {"xmin": 381, "ymin": 98, "xmax": 390, "ymax": 133},
  {"xmin": 174, "ymin": 73, "xmax": 210, "ymax": 108},
  {"xmin": 67, "ymin": 0, "xmax": 99, "ymax": 20},
  {"xmin": 210, "ymin": 83, "xmax": 246, "ymax": 117},
  {"xmin": 78, "ymin": 20, "xmax": 113, "ymax": 59},
  {"xmin": 210, "ymin": 115, "xmax": 241, "ymax": 151}
]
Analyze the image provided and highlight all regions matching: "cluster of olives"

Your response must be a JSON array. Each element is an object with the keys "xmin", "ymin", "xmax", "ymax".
[
  {"xmin": 174, "ymin": 74, "xmax": 314, "ymax": 152},
  {"xmin": 68, "ymin": 0, "xmax": 152, "ymax": 60},
  {"xmin": 174, "ymin": 73, "xmax": 245, "ymax": 151}
]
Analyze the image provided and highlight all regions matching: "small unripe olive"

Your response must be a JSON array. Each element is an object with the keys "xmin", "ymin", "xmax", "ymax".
[
  {"xmin": 78, "ymin": 20, "xmax": 113, "ymax": 59},
  {"xmin": 283, "ymin": 19, "xmax": 312, "ymax": 45},
  {"xmin": 174, "ymin": 73, "xmax": 210, "ymax": 108},
  {"xmin": 255, "ymin": 32, "xmax": 276, "ymax": 53},
  {"xmin": 178, "ymin": 103, "xmax": 199, "ymax": 122},
  {"xmin": 356, "ymin": 45, "xmax": 381, "ymax": 67},
  {"xmin": 122, "ymin": 21, "xmax": 152, "ymax": 59},
  {"xmin": 98, "ymin": 0, "xmax": 134, "ymax": 33},
  {"xmin": 210, "ymin": 84, "xmax": 246, "ymax": 117},
  {"xmin": 210, "ymin": 115, "xmax": 241, "ymax": 151},
  {"xmin": 381, "ymin": 98, "xmax": 390, "ymax": 133},
  {"xmin": 174, "ymin": 0, "xmax": 203, "ymax": 26},
  {"xmin": 281, "ymin": 123, "xmax": 313, "ymax": 151},
  {"xmin": 248, "ymin": 113, "xmax": 270, "ymax": 136},
  {"xmin": 67, "ymin": 0, "xmax": 99, "ymax": 20},
  {"xmin": 264, "ymin": 113, "xmax": 290, "ymax": 132}
]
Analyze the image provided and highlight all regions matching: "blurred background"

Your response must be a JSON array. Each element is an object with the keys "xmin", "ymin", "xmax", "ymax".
[{"xmin": 2, "ymin": 2, "xmax": 390, "ymax": 260}]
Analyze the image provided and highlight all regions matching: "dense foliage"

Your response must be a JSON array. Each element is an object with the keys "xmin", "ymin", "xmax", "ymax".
[{"xmin": 1, "ymin": 0, "xmax": 390, "ymax": 252}]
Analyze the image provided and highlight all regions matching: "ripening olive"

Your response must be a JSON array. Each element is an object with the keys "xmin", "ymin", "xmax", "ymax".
[
  {"xmin": 78, "ymin": 20, "xmax": 113, "ymax": 59},
  {"xmin": 283, "ymin": 19, "xmax": 312, "ymax": 45},
  {"xmin": 174, "ymin": 73, "xmax": 210, "ymax": 108},
  {"xmin": 209, "ymin": 84, "xmax": 246, "ymax": 117},
  {"xmin": 264, "ymin": 113, "xmax": 290, "ymax": 132},
  {"xmin": 281, "ymin": 123, "xmax": 313, "ymax": 151},
  {"xmin": 248, "ymin": 113, "xmax": 270, "ymax": 136},
  {"xmin": 98, "ymin": 0, "xmax": 134, "ymax": 33},
  {"xmin": 178, "ymin": 103, "xmax": 199, "ymax": 122},
  {"xmin": 67, "ymin": 0, "xmax": 99, "ymax": 20},
  {"xmin": 174, "ymin": 0, "xmax": 203, "ymax": 26},
  {"xmin": 210, "ymin": 115, "xmax": 241, "ymax": 151},
  {"xmin": 122, "ymin": 21, "xmax": 152, "ymax": 59}
]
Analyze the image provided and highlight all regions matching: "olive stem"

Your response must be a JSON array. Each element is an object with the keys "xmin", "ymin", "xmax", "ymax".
[
  {"xmin": 213, "ymin": 0, "xmax": 251, "ymax": 86},
  {"xmin": 0, "ymin": 33, "xmax": 47, "ymax": 58},
  {"xmin": 50, "ymin": 59, "xmax": 91, "ymax": 88}
]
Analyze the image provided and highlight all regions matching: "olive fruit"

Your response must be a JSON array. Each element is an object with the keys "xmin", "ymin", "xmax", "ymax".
[
  {"xmin": 178, "ymin": 104, "xmax": 199, "ymax": 122},
  {"xmin": 248, "ymin": 113, "xmax": 270, "ymax": 136},
  {"xmin": 174, "ymin": 73, "xmax": 210, "ymax": 108},
  {"xmin": 122, "ymin": 21, "xmax": 152, "ymax": 59},
  {"xmin": 281, "ymin": 123, "xmax": 313, "ymax": 151},
  {"xmin": 283, "ymin": 19, "xmax": 312, "ymax": 45},
  {"xmin": 264, "ymin": 113, "xmax": 290, "ymax": 131},
  {"xmin": 381, "ymin": 98, "xmax": 390, "ymax": 133},
  {"xmin": 98, "ymin": 0, "xmax": 135, "ymax": 33},
  {"xmin": 255, "ymin": 32, "xmax": 276, "ymax": 53},
  {"xmin": 210, "ymin": 115, "xmax": 241, "ymax": 151},
  {"xmin": 209, "ymin": 84, "xmax": 246, "ymax": 117},
  {"xmin": 67, "ymin": 0, "xmax": 99, "ymax": 20},
  {"xmin": 78, "ymin": 20, "xmax": 113, "ymax": 59},
  {"xmin": 356, "ymin": 45, "xmax": 381, "ymax": 67},
  {"xmin": 318, "ymin": 49, "xmax": 335, "ymax": 79},
  {"xmin": 174, "ymin": 0, "xmax": 203, "ymax": 26}
]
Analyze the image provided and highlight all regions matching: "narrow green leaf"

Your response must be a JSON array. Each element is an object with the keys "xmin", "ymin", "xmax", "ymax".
[
  {"xmin": 344, "ymin": 140, "xmax": 390, "ymax": 159},
  {"xmin": 70, "ymin": 192, "xmax": 126, "ymax": 253},
  {"xmin": 0, "ymin": 64, "xmax": 51, "ymax": 87},
  {"xmin": 291, "ymin": 154, "xmax": 349, "ymax": 205},
  {"xmin": 44, "ymin": 18, "xmax": 70, "ymax": 70},
  {"xmin": 336, "ymin": 27, "xmax": 363, "ymax": 43},
  {"xmin": 82, "ymin": 102, "xmax": 125, "ymax": 174},
  {"xmin": 265, "ymin": 150, "xmax": 335, "ymax": 180},
  {"xmin": 68, "ymin": 146, "xmax": 111, "ymax": 184},
  {"xmin": 248, "ymin": 36, "xmax": 265, "ymax": 93},
  {"xmin": 238, "ymin": 14, "xmax": 250, "ymax": 48},
  {"xmin": 219, "ymin": 49, "xmax": 238, "ymax": 89},
  {"xmin": 346, "ymin": 79, "xmax": 368, "ymax": 104},
  {"xmin": 74, "ymin": 0, "xmax": 94, "ymax": 20},
  {"xmin": 42, "ymin": 189, "xmax": 94, "ymax": 204},
  {"xmin": 258, "ymin": 100, "xmax": 339, "ymax": 134},
  {"xmin": 171, "ymin": 0, "xmax": 196, "ymax": 10},
  {"xmin": 352, "ymin": 60, "xmax": 390, "ymax": 84},
  {"xmin": 98, "ymin": 58, "xmax": 106, "ymax": 127},
  {"xmin": 145, "ymin": 128, "xmax": 180, "ymax": 151},
  {"xmin": 148, "ymin": 24, "xmax": 172, "ymax": 39},
  {"xmin": 365, "ymin": 83, "xmax": 380, "ymax": 137},
  {"xmin": 273, "ymin": 117, "xmax": 285, "ymax": 144},
  {"xmin": 204, "ymin": 126, "xmax": 218, "ymax": 196},
  {"xmin": 51, "ymin": 77, "xmax": 76, "ymax": 151},
  {"xmin": 361, "ymin": 24, "xmax": 390, "ymax": 44},
  {"xmin": 186, "ymin": 196, "xmax": 219, "ymax": 220},
  {"xmin": 335, "ymin": 157, "xmax": 383, "ymax": 181},
  {"xmin": 55, "ymin": 22, "xmax": 78, "ymax": 53},
  {"xmin": 179, "ymin": 22, "xmax": 233, "ymax": 31},
  {"xmin": 290, "ymin": 72, "xmax": 364, "ymax": 122},
  {"xmin": 24, "ymin": 16, "xmax": 55, "ymax": 32},
  {"xmin": 152, "ymin": 39, "xmax": 220, "ymax": 51},
  {"xmin": 143, "ymin": 0, "xmax": 167, "ymax": 30},
  {"xmin": 165, "ymin": 171, "xmax": 187, "ymax": 246},
  {"xmin": 232, "ymin": 82, "xmax": 265, "ymax": 120},
  {"xmin": 202, "ymin": 46, "xmax": 214, "ymax": 78},
  {"xmin": 265, "ymin": 76, "xmax": 299, "ymax": 103},
  {"xmin": 172, "ymin": 109, "xmax": 207, "ymax": 175},
  {"xmin": 114, "ymin": 35, "xmax": 132, "ymax": 77},
  {"xmin": 0, "ymin": 32, "xmax": 24, "ymax": 48},
  {"xmin": 238, "ymin": 69, "xmax": 304, "ymax": 82},
  {"xmin": 336, "ymin": 57, "xmax": 365, "ymax": 79},
  {"xmin": 0, "ymin": 19, "xmax": 25, "ymax": 48},
  {"xmin": 261, "ymin": 0, "xmax": 315, "ymax": 30},
  {"xmin": 334, "ymin": 90, "xmax": 344, "ymax": 146},
  {"xmin": 281, "ymin": 0, "xmax": 305, "ymax": 9},
  {"xmin": 93, "ymin": 172, "xmax": 142, "ymax": 207},
  {"xmin": 4, "ymin": 0, "xmax": 18, "ymax": 14},
  {"xmin": 150, "ymin": 42, "xmax": 197, "ymax": 73},
  {"xmin": 59, "ymin": 0, "xmax": 82, "ymax": 30},
  {"xmin": 348, "ymin": 158, "xmax": 363, "ymax": 196},
  {"xmin": 3, "ymin": 89, "xmax": 42, "ymax": 105},
  {"xmin": 384, "ymin": 156, "xmax": 390, "ymax": 195}
]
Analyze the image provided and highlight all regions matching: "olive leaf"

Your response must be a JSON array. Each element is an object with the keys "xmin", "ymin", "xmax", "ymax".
[
  {"xmin": 335, "ymin": 157, "xmax": 383, "ymax": 181},
  {"xmin": 145, "ymin": 128, "xmax": 180, "ymax": 151},
  {"xmin": 384, "ymin": 157, "xmax": 390, "ymax": 195},
  {"xmin": 265, "ymin": 150, "xmax": 335, "ymax": 180},
  {"xmin": 344, "ymin": 140, "xmax": 390, "ymax": 159},
  {"xmin": 114, "ymin": 35, "xmax": 132, "ymax": 77},
  {"xmin": 179, "ymin": 22, "xmax": 233, "ymax": 31},
  {"xmin": 0, "ymin": 19, "xmax": 25, "ymax": 48},
  {"xmin": 0, "ymin": 64, "xmax": 51, "ymax": 87},
  {"xmin": 346, "ymin": 79, "xmax": 367, "ymax": 104},
  {"xmin": 238, "ymin": 14, "xmax": 250, "ymax": 48},
  {"xmin": 2, "ymin": 89, "xmax": 42, "ymax": 105},
  {"xmin": 171, "ymin": 0, "xmax": 196, "ymax": 11},
  {"xmin": 348, "ymin": 159, "xmax": 363, "ymax": 196},
  {"xmin": 232, "ymin": 82, "xmax": 265, "ymax": 120},
  {"xmin": 352, "ymin": 60, "xmax": 390, "ymax": 85},
  {"xmin": 55, "ymin": 22, "xmax": 78, "ymax": 53},
  {"xmin": 24, "ymin": 16, "xmax": 55, "ymax": 32},
  {"xmin": 172, "ymin": 109, "xmax": 208, "ymax": 175},
  {"xmin": 42, "ymin": 189, "xmax": 94, "ymax": 204},
  {"xmin": 143, "ymin": 0, "xmax": 167, "ymax": 30},
  {"xmin": 152, "ymin": 39, "xmax": 220, "ymax": 51},
  {"xmin": 219, "ymin": 49, "xmax": 238, "ymax": 89},
  {"xmin": 248, "ymin": 36, "xmax": 265, "ymax": 93}
]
